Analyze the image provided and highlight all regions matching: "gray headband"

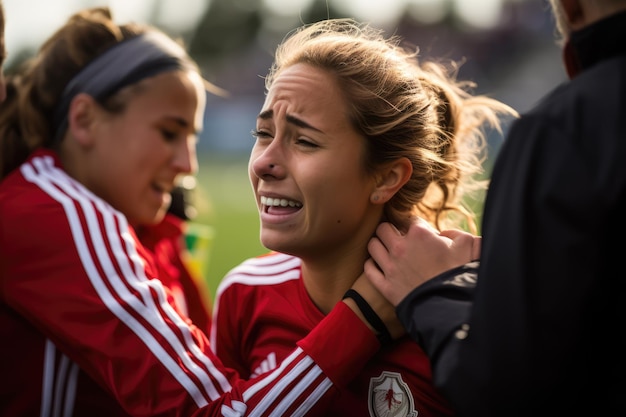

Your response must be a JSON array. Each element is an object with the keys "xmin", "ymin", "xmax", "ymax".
[{"xmin": 53, "ymin": 31, "xmax": 196, "ymax": 142}]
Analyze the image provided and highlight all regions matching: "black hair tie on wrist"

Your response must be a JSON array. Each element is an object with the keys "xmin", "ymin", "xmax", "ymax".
[{"xmin": 343, "ymin": 289, "xmax": 392, "ymax": 346}]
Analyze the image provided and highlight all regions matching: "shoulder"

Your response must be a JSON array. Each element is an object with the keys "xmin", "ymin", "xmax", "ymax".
[
  {"xmin": 525, "ymin": 57, "xmax": 626, "ymax": 137},
  {"xmin": 0, "ymin": 150, "xmax": 151, "ymax": 300},
  {"xmin": 4, "ymin": 150, "xmax": 121, "ymax": 219},
  {"xmin": 216, "ymin": 252, "xmax": 301, "ymax": 296},
  {"xmin": 1, "ymin": 149, "xmax": 137, "ymax": 264},
  {"xmin": 503, "ymin": 59, "xmax": 626, "ymax": 188},
  {"xmin": 1, "ymin": 151, "xmax": 80, "ymax": 244}
]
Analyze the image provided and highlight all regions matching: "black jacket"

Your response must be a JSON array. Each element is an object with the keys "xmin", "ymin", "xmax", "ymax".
[{"xmin": 398, "ymin": 11, "xmax": 626, "ymax": 416}]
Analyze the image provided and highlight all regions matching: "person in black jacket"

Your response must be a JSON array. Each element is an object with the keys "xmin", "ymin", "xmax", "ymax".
[{"xmin": 364, "ymin": 0, "xmax": 626, "ymax": 416}]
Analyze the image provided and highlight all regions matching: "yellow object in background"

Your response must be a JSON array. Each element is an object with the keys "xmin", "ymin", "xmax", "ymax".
[{"xmin": 183, "ymin": 222, "xmax": 216, "ymax": 285}]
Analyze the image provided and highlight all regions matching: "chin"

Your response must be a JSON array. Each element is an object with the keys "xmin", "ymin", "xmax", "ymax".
[
  {"xmin": 152, "ymin": 210, "xmax": 167, "ymax": 224},
  {"xmin": 260, "ymin": 236, "xmax": 282, "ymax": 253},
  {"xmin": 260, "ymin": 236, "xmax": 302, "ymax": 257}
]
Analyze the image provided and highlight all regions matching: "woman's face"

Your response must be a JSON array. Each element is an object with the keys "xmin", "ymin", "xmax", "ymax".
[
  {"xmin": 249, "ymin": 63, "xmax": 382, "ymax": 259},
  {"xmin": 80, "ymin": 70, "xmax": 205, "ymax": 226}
]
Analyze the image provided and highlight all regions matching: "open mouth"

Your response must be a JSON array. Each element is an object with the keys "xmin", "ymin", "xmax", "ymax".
[{"xmin": 260, "ymin": 196, "xmax": 303, "ymax": 214}]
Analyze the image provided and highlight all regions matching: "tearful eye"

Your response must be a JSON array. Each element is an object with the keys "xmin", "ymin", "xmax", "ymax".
[
  {"xmin": 295, "ymin": 138, "xmax": 318, "ymax": 148},
  {"xmin": 251, "ymin": 129, "xmax": 272, "ymax": 139}
]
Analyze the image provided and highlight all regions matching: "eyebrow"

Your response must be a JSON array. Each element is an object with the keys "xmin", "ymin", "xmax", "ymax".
[{"xmin": 257, "ymin": 109, "xmax": 323, "ymax": 133}]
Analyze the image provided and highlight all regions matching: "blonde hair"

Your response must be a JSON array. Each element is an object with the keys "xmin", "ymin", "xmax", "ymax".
[{"xmin": 266, "ymin": 18, "xmax": 517, "ymax": 233}]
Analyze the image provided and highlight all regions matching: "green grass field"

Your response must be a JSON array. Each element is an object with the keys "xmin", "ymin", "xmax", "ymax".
[{"xmin": 191, "ymin": 152, "xmax": 267, "ymax": 299}]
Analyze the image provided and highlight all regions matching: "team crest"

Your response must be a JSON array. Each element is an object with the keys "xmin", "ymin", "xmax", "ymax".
[{"xmin": 368, "ymin": 371, "xmax": 418, "ymax": 417}]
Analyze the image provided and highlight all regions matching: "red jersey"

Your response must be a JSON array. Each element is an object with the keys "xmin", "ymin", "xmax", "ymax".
[
  {"xmin": 211, "ymin": 252, "xmax": 455, "ymax": 417},
  {"xmin": 0, "ymin": 149, "xmax": 381, "ymax": 417},
  {"xmin": 136, "ymin": 213, "xmax": 213, "ymax": 336}
]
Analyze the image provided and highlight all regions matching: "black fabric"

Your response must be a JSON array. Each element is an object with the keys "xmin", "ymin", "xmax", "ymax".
[
  {"xmin": 565, "ymin": 10, "xmax": 626, "ymax": 77},
  {"xmin": 398, "ymin": 11, "xmax": 626, "ymax": 417}
]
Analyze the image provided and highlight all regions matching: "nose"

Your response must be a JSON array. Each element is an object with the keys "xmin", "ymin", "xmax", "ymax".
[
  {"xmin": 250, "ymin": 140, "xmax": 285, "ymax": 180},
  {"xmin": 173, "ymin": 136, "xmax": 198, "ymax": 175}
]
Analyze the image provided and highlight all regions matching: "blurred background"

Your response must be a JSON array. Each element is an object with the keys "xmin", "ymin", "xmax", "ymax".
[{"xmin": 4, "ymin": 0, "xmax": 567, "ymax": 296}]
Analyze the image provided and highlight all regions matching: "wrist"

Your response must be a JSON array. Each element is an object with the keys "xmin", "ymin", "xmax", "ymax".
[{"xmin": 342, "ymin": 289, "xmax": 392, "ymax": 346}]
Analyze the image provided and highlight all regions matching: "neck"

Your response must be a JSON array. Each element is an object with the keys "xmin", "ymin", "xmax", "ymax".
[{"xmin": 300, "ymin": 248, "xmax": 368, "ymax": 314}]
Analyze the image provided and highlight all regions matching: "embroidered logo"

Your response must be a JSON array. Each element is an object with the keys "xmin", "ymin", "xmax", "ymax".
[{"xmin": 368, "ymin": 371, "xmax": 418, "ymax": 417}]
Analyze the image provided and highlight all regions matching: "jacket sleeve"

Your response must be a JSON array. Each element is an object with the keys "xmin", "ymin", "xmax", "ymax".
[
  {"xmin": 396, "ymin": 262, "xmax": 477, "ymax": 394},
  {"xmin": 1, "ymin": 160, "xmax": 380, "ymax": 417}
]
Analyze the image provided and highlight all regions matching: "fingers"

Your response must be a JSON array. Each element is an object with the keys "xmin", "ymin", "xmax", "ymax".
[
  {"xmin": 367, "ymin": 235, "xmax": 385, "ymax": 261},
  {"xmin": 363, "ymin": 258, "xmax": 385, "ymax": 291},
  {"xmin": 374, "ymin": 221, "xmax": 402, "ymax": 244},
  {"xmin": 367, "ymin": 218, "xmax": 479, "ymax": 309},
  {"xmin": 369, "ymin": 223, "xmax": 403, "ymax": 274},
  {"xmin": 363, "ymin": 254, "xmax": 391, "ymax": 298},
  {"xmin": 378, "ymin": 219, "xmax": 438, "ymax": 248},
  {"xmin": 364, "ymin": 258, "xmax": 401, "ymax": 307}
]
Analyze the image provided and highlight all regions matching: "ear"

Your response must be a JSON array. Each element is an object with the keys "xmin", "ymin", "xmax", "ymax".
[
  {"xmin": 67, "ymin": 93, "xmax": 98, "ymax": 147},
  {"xmin": 370, "ymin": 157, "xmax": 412, "ymax": 204}
]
